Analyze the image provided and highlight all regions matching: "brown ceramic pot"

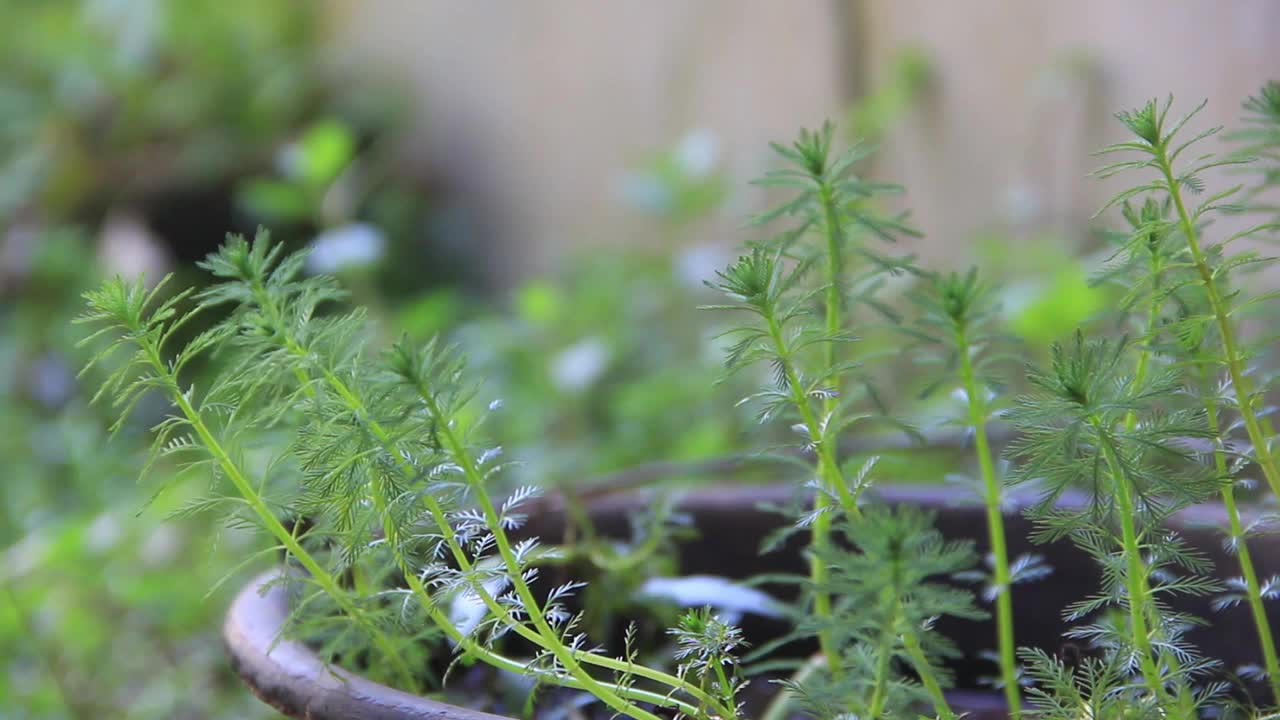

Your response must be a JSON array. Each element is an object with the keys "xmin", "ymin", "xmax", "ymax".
[{"xmin": 224, "ymin": 482, "xmax": 1280, "ymax": 719}]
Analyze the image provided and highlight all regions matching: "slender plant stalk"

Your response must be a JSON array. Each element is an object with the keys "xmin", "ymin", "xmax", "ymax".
[
  {"xmin": 901, "ymin": 629, "xmax": 957, "ymax": 720},
  {"xmin": 248, "ymin": 286, "xmax": 727, "ymax": 720},
  {"xmin": 1154, "ymin": 150, "xmax": 1280, "ymax": 501},
  {"xmin": 1092, "ymin": 421, "xmax": 1169, "ymax": 704},
  {"xmin": 819, "ymin": 183, "xmax": 847, "ymax": 423},
  {"xmin": 865, "ymin": 587, "xmax": 899, "ymax": 718},
  {"xmin": 814, "ymin": 184, "xmax": 853, "ymax": 683},
  {"xmin": 867, "ymin": 548, "xmax": 902, "ymax": 719},
  {"xmin": 819, "ymin": 185, "xmax": 846, "ymax": 398},
  {"xmin": 763, "ymin": 308, "xmax": 852, "ymax": 681},
  {"xmin": 134, "ymin": 343, "xmax": 419, "ymax": 690},
  {"xmin": 1118, "ymin": 240, "xmax": 1198, "ymax": 717},
  {"xmin": 712, "ymin": 655, "xmax": 736, "ymax": 713},
  {"xmin": 1151, "ymin": 138, "xmax": 1280, "ymax": 701},
  {"xmin": 863, "ymin": 538, "xmax": 958, "ymax": 720},
  {"xmin": 954, "ymin": 328, "xmax": 1021, "ymax": 715},
  {"xmin": 1197, "ymin": 363, "xmax": 1280, "ymax": 702}
]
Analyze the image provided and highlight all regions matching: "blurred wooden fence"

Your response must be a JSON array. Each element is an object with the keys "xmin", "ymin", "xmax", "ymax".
[{"xmin": 325, "ymin": 0, "xmax": 1280, "ymax": 283}]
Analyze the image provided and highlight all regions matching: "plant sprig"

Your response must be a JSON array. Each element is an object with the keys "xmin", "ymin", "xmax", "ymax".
[
  {"xmin": 72, "ymin": 86, "xmax": 1280, "ymax": 720},
  {"xmin": 1006, "ymin": 331, "xmax": 1222, "ymax": 711},
  {"xmin": 1098, "ymin": 95, "xmax": 1280, "ymax": 704},
  {"xmin": 709, "ymin": 124, "xmax": 921, "ymax": 689},
  {"xmin": 82, "ymin": 232, "xmax": 742, "ymax": 720},
  {"xmin": 908, "ymin": 268, "xmax": 1024, "ymax": 714}
]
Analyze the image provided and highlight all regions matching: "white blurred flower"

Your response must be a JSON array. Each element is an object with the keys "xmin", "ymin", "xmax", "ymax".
[
  {"xmin": 551, "ymin": 338, "xmax": 609, "ymax": 392},
  {"xmin": 675, "ymin": 242, "xmax": 730, "ymax": 290},
  {"xmin": 1001, "ymin": 183, "xmax": 1043, "ymax": 226},
  {"xmin": 141, "ymin": 524, "xmax": 183, "ymax": 567},
  {"xmin": 639, "ymin": 575, "xmax": 784, "ymax": 618},
  {"xmin": 617, "ymin": 173, "xmax": 670, "ymax": 212},
  {"xmin": 305, "ymin": 222, "xmax": 386, "ymax": 274},
  {"xmin": 29, "ymin": 353, "xmax": 75, "ymax": 410},
  {"xmin": 98, "ymin": 209, "xmax": 171, "ymax": 285},
  {"xmin": 276, "ymin": 141, "xmax": 302, "ymax": 179},
  {"xmin": 2, "ymin": 532, "xmax": 49, "ymax": 582},
  {"xmin": 675, "ymin": 129, "xmax": 720, "ymax": 178},
  {"xmin": 86, "ymin": 511, "xmax": 123, "ymax": 553}
]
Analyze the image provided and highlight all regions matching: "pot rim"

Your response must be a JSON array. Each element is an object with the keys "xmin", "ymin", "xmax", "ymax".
[
  {"xmin": 225, "ymin": 566, "xmax": 512, "ymax": 720},
  {"xmin": 224, "ymin": 482, "xmax": 1255, "ymax": 719}
]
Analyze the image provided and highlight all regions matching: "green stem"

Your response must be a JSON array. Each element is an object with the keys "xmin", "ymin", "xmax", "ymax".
[
  {"xmin": 425, "ymin": 395, "xmax": 671, "ymax": 720},
  {"xmin": 1197, "ymin": 364, "xmax": 1280, "ymax": 703},
  {"xmin": 763, "ymin": 307, "xmax": 853, "ymax": 683},
  {"xmin": 251, "ymin": 289, "xmax": 723, "ymax": 720},
  {"xmin": 819, "ymin": 183, "xmax": 848, "ymax": 686},
  {"xmin": 866, "ymin": 588, "xmax": 899, "ymax": 718},
  {"xmin": 902, "ymin": 630, "xmax": 956, "ymax": 720},
  {"xmin": 1156, "ymin": 152, "xmax": 1280, "ymax": 503},
  {"xmin": 1120, "ymin": 234, "xmax": 1196, "ymax": 716},
  {"xmin": 139, "ymin": 345, "xmax": 417, "ymax": 690},
  {"xmin": 1153, "ymin": 139, "xmax": 1279, "ymax": 706},
  {"xmin": 712, "ymin": 656, "xmax": 736, "ymax": 712},
  {"xmin": 819, "ymin": 182, "xmax": 846, "ymax": 420},
  {"xmin": 954, "ymin": 326, "xmax": 1020, "ymax": 716},
  {"xmin": 1091, "ymin": 420, "xmax": 1168, "ymax": 704},
  {"xmin": 249, "ymin": 275, "xmax": 732, "ymax": 712}
]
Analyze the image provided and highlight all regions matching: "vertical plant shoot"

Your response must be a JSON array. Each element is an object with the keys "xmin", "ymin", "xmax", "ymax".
[
  {"xmin": 81, "ymin": 233, "xmax": 743, "ymax": 720},
  {"xmin": 71, "ymin": 86, "xmax": 1280, "ymax": 720},
  {"xmin": 1097, "ymin": 95, "xmax": 1280, "ymax": 703},
  {"xmin": 908, "ymin": 268, "xmax": 1027, "ymax": 714},
  {"xmin": 1006, "ymin": 332, "xmax": 1221, "ymax": 714},
  {"xmin": 708, "ymin": 123, "xmax": 920, "ymax": 683}
]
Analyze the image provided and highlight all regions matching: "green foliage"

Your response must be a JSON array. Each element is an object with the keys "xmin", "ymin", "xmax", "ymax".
[
  {"xmin": 792, "ymin": 506, "xmax": 982, "ymax": 720},
  {"xmin": 238, "ymin": 118, "xmax": 359, "ymax": 225},
  {"xmin": 80, "ymin": 230, "xmax": 746, "ymax": 720},
  {"xmin": 64, "ymin": 84, "xmax": 1280, "ymax": 720},
  {"xmin": 0, "ymin": 226, "xmax": 278, "ymax": 719},
  {"xmin": 460, "ymin": 252, "xmax": 748, "ymax": 486},
  {"xmin": 1232, "ymin": 81, "xmax": 1280, "ymax": 219},
  {"xmin": 0, "ymin": 0, "xmax": 326, "ymax": 219},
  {"xmin": 1088, "ymin": 92, "xmax": 1280, "ymax": 709},
  {"xmin": 845, "ymin": 47, "xmax": 933, "ymax": 143},
  {"xmin": 1006, "ymin": 332, "xmax": 1222, "ymax": 711},
  {"xmin": 1007, "ymin": 332, "xmax": 1219, "ymax": 531},
  {"xmin": 669, "ymin": 607, "xmax": 747, "ymax": 717},
  {"xmin": 907, "ymin": 268, "xmax": 1028, "ymax": 713},
  {"xmin": 710, "ymin": 124, "xmax": 993, "ymax": 720},
  {"xmin": 908, "ymin": 268, "xmax": 1011, "ymax": 398}
]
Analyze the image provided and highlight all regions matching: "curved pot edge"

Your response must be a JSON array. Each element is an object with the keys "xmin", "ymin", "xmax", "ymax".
[
  {"xmin": 225, "ymin": 568, "xmax": 1010, "ymax": 720},
  {"xmin": 224, "ymin": 481, "xmax": 1260, "ymax": 719},
  {"xmin": 224, "ymin": 568, "xmax": 509, "ymax": 720}
]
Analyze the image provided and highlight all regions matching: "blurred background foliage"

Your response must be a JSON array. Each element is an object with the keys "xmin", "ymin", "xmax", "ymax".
[{"xmin": 0, "ymin": 2, "xmax": 1141, "ymax": 718}]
